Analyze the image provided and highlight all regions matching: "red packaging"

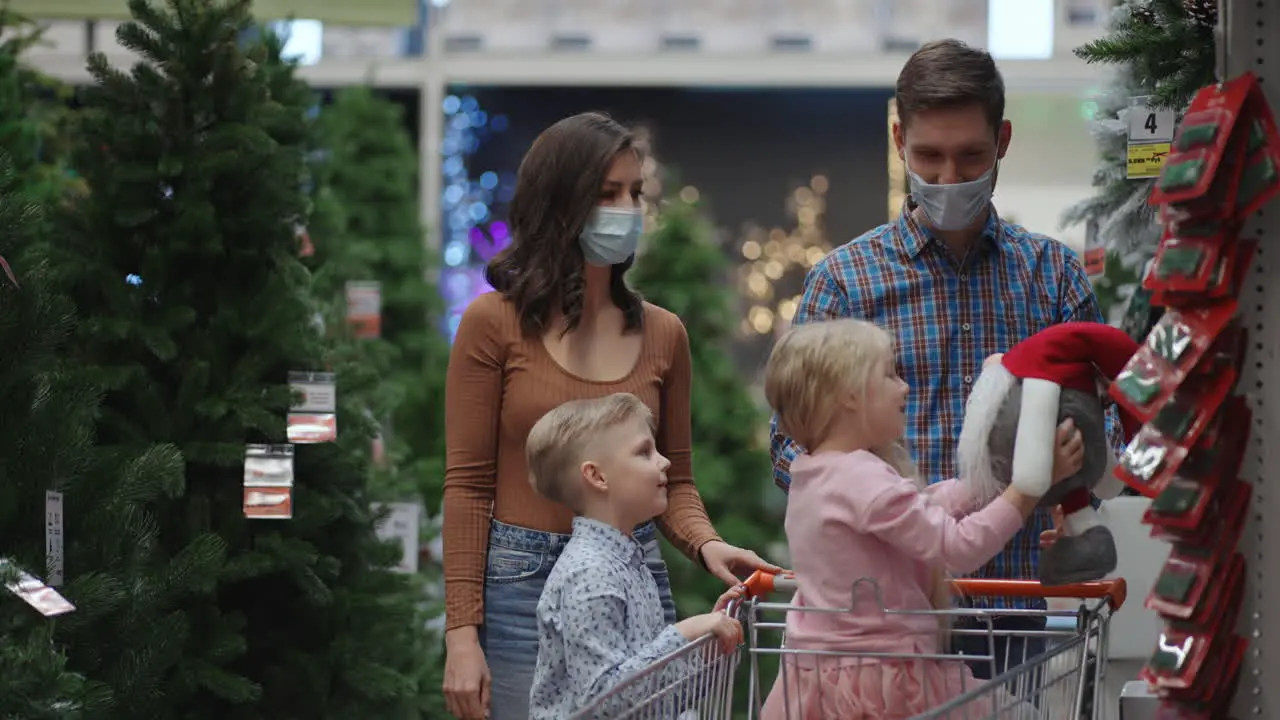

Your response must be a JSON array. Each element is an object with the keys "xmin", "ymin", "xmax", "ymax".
[
  {"xmin": 1155, "ymin": 238, "xmax": 1258, "ymax": 307},
  {"xmin": 1158, "ymin": 635, "xmax": 1246, "ymax": 715},
  {"xmin": 1145, "ymin": 551, "xmax": 1243, "ymax": 624},
  {"xmin": 1188, "ymin": 322, "xmax": 1248, "ymax": 379},
  {"xmin": 1114, "ymin": 371, "xmax": 1237, "ymax": 497},
  {"xmin": 1145, "ymin": 397, "xmax": 1250, "ymax": 530},
  {"xmin": 1110, "ymin": 302, "xmax": 1239, "ymax": 422},
  {"xmin": 1234, "ymin": 87, "xmax": 1280, "ymax": 218},
  {"xmin": 1152, "ymin": 476, "xmax": 1252, "ymax": 550},
  {"xmin": 1144, "ymin": 228, "xmax": 1234, "ymax": 295},
  {"xmin": 1150, "ymin": 74, "xmax": 1256, "ymax": 208},
  {"xmin": 1143, "ymin": 574, "xmax": 1244, "ymax": 696},
  {"xmin": 1157, "ymin": 120, "xmax": 1249, "ymax": 226}
]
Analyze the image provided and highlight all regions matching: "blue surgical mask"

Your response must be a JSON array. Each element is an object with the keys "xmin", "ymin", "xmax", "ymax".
[
  {"xmin": 579, "ymin": 206, "xmax": 642, "ymax": 266},
  {"xmin": 907, "ymin": 162, "xmax": 997, "ymax": 231}
]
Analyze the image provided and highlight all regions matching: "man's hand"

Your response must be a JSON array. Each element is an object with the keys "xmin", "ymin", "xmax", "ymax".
[
  {"xmin": 1051, "ymin": 419, "xmax": 1084, "ymax": 483},
  {"xmin": 699, "ymin": 541, "xmax": 782, "ymax": 587}
]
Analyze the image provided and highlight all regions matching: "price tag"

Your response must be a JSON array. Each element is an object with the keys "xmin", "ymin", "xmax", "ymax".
[
  {"xmin": 288, "ymin": 371, "xmax": 337, "ymax": 443},
  {"xmin": 1128, "ymin": 96, "xmax": 1176, "ymax": 180},
  {"xmin": 45, "ymin": 491, "xmax": 64, "ymax": 587},
  {"xmin": 372, "ymin": 502, "xmax": 423, "ymax": 573},
  {"xmin": 345, "ymin": 281, "xmax": 382, "ymax": 339},
  {"xmin": 1128, "ymin": 96, "xmax": 1178, "ymax": 143},
  {"xmin": 1083, "ymin": 218, "xmax": 1106, "ymax": 277}
]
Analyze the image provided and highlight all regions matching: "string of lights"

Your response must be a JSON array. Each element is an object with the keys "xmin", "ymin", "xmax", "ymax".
[
  {"xmin": 737, "ymin": 175, "xmax": 832, "ymax": 337},
  {"xmin": 438, "ymin": 93, "xmax": 514, "ymax": 342}
]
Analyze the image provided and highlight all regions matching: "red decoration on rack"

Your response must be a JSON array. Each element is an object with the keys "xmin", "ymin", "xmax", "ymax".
[{"xmin": 1112, "ymin": 71, "xmax": 1280, "ymax": 717}]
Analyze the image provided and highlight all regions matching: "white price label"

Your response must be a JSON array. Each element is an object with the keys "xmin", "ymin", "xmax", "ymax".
[
  {"xmin": 1128, "ymin": 96, "xmax": 1178, "ymax": 144},
  {"xmin": 45, "ymin": 491, "xmax": 64, "ymax": 587}
]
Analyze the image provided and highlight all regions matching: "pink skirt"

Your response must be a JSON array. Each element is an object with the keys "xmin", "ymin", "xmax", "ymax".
[{"xmin": 760, "ymin": 657, "xmax": 1030, "ymax": 720}]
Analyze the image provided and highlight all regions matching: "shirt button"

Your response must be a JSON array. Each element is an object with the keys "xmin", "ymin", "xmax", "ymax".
[
  {"xmin": 959, "ymin": 273, "xmax": 968, "ymax": 281},
  {"xmin": 964, "ymin": 375, "xmax": 974, "ymax": 384},
  {"xmin": 962, "ymin": 323, "xmax": 972, "ymax": 332}
]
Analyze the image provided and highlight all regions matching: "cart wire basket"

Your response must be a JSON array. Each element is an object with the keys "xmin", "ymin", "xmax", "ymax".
[{"xmin": 571, "ymin": 569, "xmax": 1126, "ymax": 720}]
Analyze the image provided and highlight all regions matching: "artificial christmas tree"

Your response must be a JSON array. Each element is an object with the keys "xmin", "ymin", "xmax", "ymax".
[
  {"xmin": 312, "ymin": 86, "xmax": 449, "ymax": 507},
  {"xmin": 1062, "ymin": 0, "xmax": 1218, "ymax": 335},
  {"xmin": 0, "ymin": 156, "xmax": 96, "ymax": 720},
  {"xmin": 630, "ymin": 194, "xmax": 784, "ymax": 711},
  {"xmin": 47, "ymin": 0, "xmax": 431, "ymax": 716}
]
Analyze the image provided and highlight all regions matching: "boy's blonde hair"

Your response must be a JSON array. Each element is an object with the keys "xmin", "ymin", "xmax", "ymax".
[
  {"xmin": 526, "ymin": 393, "xmax": 654, "ymax": 511},
  {"xmin": 764, "ymin": 319, "xmax": 953, "ymax": 629}
]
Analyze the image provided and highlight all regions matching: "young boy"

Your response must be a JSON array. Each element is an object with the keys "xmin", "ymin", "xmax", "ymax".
[{"xmin": 526, "ymin": 393, "xmax": 742, "ymax": 719}]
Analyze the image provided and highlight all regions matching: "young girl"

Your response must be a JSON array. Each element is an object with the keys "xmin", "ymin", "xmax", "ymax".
[{"xmin": 760, "ymin": 319, "xmax": 1083, "ymax": 719}]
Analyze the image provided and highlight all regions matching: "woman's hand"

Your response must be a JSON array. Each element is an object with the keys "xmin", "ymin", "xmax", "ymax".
[
  {"xmin": 699, "ymin": 540, "xmax": 782, "ymax": 586},
  {"xmin": 1039, "ymin": 506, "xmax": 1067, "ymax": 549},
  {"xmin": 1051, "ymin": 419, "xmax": 1085, "ymax": 483},
  {"xmin": 443, "ymin": 626, "xmax": 490, "ymax": 719}
]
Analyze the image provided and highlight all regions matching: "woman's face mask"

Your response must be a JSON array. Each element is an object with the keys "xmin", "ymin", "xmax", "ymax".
[
  {"xmin": 906, "ymin": 161, "xmax": 997, "ymax": 232},
  {"xmin": 579, "ymin": 206, "xmax": 642, "ymax": 266}
]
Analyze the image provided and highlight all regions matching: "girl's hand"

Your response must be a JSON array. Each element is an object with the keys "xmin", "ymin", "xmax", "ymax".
[
  {"xmin": 1051, "ymin": 419, "xmax": 1085, "ymax": 483},
  {"xmin": 1039, "ymin": 507, "xmax": 1067, "ymax": 548}
]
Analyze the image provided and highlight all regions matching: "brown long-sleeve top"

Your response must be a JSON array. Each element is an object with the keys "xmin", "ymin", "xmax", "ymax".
[{"xmin": 442, "ymin": 291, "xmax": 722, "ymax": 630}]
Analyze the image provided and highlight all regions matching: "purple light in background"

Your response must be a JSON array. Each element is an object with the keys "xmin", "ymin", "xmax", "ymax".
[
  {"xmin": 443, "ymin": 265, "xmax": 495, "ymax": 343},
  {"xmin": 468, "ymin": 224, "xmax": 511, "ymax": 263}
]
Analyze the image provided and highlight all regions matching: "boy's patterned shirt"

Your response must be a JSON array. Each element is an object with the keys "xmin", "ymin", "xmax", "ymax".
[
  {"xmin": 529, "ymin": 517, "xmax": 687, "ymax": 718},
  {"xmin": 769, "ymin": 201, "xmax": 1122, "ymax": 611}
]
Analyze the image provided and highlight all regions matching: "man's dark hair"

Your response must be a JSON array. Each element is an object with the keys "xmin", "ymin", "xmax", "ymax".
[{"xmin": 895, "ymin": 39, "xmax": 1006, "ymax": 133}]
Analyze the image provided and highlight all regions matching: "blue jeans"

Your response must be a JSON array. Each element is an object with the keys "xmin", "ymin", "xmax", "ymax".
[
  {"xmin": 953, "ymin": 615, "xmax": 1048, "ymax": 701},
  {"xmin": 480, "ymin": 519, "xmax": 678, "ymax": 720}
]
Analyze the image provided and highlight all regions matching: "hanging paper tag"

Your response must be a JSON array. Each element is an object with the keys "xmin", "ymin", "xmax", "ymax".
[
  {"xmin": 296, "ymin": 223, "xmax": 314, "ymax": 258},
  {"xmin": 345, "ymin": 281, "xmax": 382, "ymax": 340},
  {"xmin": 1083, "ymin": 218, "xmax": 1106, "ymax": 277},
  {"xmin": 1128, "ymin": 96, "xmax": 1177, "ymax": 179},
  {"xmin": 0, "ymin": 559, "xmax": 75, "ymax": 616},
  {"xmin": 288, "ymin": 371, "xmax": 337, "ymax": 443},
  {"xmin": 45, "ymin": 491, "xmax": 64, "ymax": 587},
  {"xmin": 244, "ymin": 444, "xmax": 295, "ymax": 519},
  {"xmin": 372, "ymin": 501, "xmax": 423, "ymax": 574}
]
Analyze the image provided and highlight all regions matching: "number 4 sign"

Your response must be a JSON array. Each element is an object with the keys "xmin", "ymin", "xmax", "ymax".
[{"xmin": 1127, "ymin": 96, "xmax": 1178, "ymax": 180}]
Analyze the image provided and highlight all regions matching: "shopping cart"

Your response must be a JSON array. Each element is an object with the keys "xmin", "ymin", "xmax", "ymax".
[
  {"xmin": 570, "ymin": 569, "xmax": 1126, "ymax": 719},
  {"xmin": 743, "ymin": 571, "xmax": 1127, "ymax": 720}
]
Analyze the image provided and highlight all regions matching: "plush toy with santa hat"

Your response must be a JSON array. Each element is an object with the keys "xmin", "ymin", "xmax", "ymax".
[{"xmin": 957, "ymin": 322, "xmax": 1143, "ymax": 587}]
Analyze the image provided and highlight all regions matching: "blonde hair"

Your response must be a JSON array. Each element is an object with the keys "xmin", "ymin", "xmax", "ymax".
[
  {"xmin": 764, "ymin": 319, "xmax": 953, "ymax": 630},
  {"xmin": 526, "ymin": 393, "xmax": 654, "ymax": 511}
]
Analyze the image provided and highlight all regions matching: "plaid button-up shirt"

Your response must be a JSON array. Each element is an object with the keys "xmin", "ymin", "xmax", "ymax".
[{"xmin": 770, "ymin": 200, "xmax": 1121, "ymax": 610}]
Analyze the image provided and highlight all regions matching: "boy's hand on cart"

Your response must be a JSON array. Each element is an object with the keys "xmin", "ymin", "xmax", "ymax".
[
  {"xmin": 1051, "ymin": 419, "xmax": 1084, "ymax": 483},
  {"xmin": 699, "ymin": 540, "xmax": 782, "ymax": 587},
  {"xmin": 676, "ymin": 611, "xmax": 743, "ymax": 653},
  {"xmin": 713, "ymin": 584, "xmax": 748, "ymax": 613},
  {"xmin": 1039, "ymin": 506, "xmax": 1066, "ymax": 548}
]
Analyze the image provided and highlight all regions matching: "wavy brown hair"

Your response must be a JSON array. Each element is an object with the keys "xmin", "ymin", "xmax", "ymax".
[{"xmin": 485, "ymin": 112, "xmax": 645, "ymax": 337}]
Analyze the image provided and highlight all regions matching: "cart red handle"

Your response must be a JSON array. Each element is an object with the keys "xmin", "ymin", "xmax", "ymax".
[
  {"xmin": 740, "ymin": 571, "xmax": 1127, "ymax": 612},
  {"xmin": 950, "ymin": 578, "xmax": 1127, "ymax": 612}
]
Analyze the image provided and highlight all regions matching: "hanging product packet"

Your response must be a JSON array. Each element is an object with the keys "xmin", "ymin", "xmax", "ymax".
[
  {"xmin": 1153, "ymin": 476, "xmax": 1252, "ymax": 551},
  {"xmin": 1153, "ymin": 635, "xmax": 1247, "ymax": 720},
  {"xmin": 1113, "ymin": 367, "xmax": 1237, "ymax": 498},
  {"xmin": 1110, "ymin": 301, "xmax": 1237, "ymax": 423},
  {"xmin": 1145, "ymin": 396, "xmax": 1249, "ymax": 531},
  {"xmin": 1157, "ymin": 117, "xmax": 1249, "ymax": 228},
  {"xmin": 1144, "ymin": 225, "xmax": 1237, "ymax": 296},
  {"xmin": 1147, "ymin": 551, "xmax": 1244, "ymax": 626},
  {"xmin": 1233, "ymin": 86, "xmax": 1280, "ymax": 217},
  {"xmin": 1154, "ymin": 238, "xmax": 1257, "ymax": 308},
  {"xmin": 1142, "ymin": 571, "xmax": 1245, "ymax": 699},
  {"xmin": 1149, "ymin": 73, "xmax": 1256, "ymax": 210}
]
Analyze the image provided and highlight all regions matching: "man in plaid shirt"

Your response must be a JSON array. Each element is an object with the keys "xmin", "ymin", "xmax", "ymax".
[{"xmin": 769, "ymin": 39, "xmax": 1123, "ymax": 680}]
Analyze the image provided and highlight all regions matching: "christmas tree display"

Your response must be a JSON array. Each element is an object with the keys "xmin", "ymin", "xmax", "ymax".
[
  {"xmin": 313, "ymin": 86, "xmax": 450, "ymax": 508},
  {"xmin": 44, "ymin": 0, "xmax": 431, "ymax": 716},
  {"xmin": 630, "ymin": 193, "xmax": 783, "ymax": 715},
  {"xmin": 1061, "ymin": 0, "xmax": 1218, "ymax": 333},
  {"xmin": 0, "ymin": 156, "xmax": 99, "ymax": 720},
  {"xmin": 0, "ymin": 9, "xmax": 80, "ymax": 205}
]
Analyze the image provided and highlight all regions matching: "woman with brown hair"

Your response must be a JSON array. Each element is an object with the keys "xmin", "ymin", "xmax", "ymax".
[{"xmin": 440, "ymin": 111, "xmax": 777, "ymax": 719}]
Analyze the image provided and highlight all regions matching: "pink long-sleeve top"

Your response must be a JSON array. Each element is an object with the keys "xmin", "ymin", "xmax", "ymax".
[{"xmin": 783, "ymin": 450, "xmax": 1024, "ymax": 655}]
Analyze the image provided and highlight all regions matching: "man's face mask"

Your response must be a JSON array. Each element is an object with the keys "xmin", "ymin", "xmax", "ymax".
[{"xmin": 906, "ymin": 161, "xmax": 997, "ymax": 232}]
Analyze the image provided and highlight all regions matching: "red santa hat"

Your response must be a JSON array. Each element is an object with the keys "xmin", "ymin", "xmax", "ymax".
[{"xmin": 958, "ymin": 322, "xmax": 1142, "ymax": 500}]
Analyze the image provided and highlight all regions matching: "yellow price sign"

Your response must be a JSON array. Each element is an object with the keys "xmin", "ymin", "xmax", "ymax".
[{"xmin": 1127, "ymin": 142, "xmax": 1171, "ymax": 179}]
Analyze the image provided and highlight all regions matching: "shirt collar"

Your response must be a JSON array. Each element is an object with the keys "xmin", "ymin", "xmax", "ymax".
[
  {"xmin": 894, "ymin": 196, "xmax": 1004, "ymax": 259},
  {"xmin": 572, "ymin": 516, "xmax": 643, "ymax": 563}
]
